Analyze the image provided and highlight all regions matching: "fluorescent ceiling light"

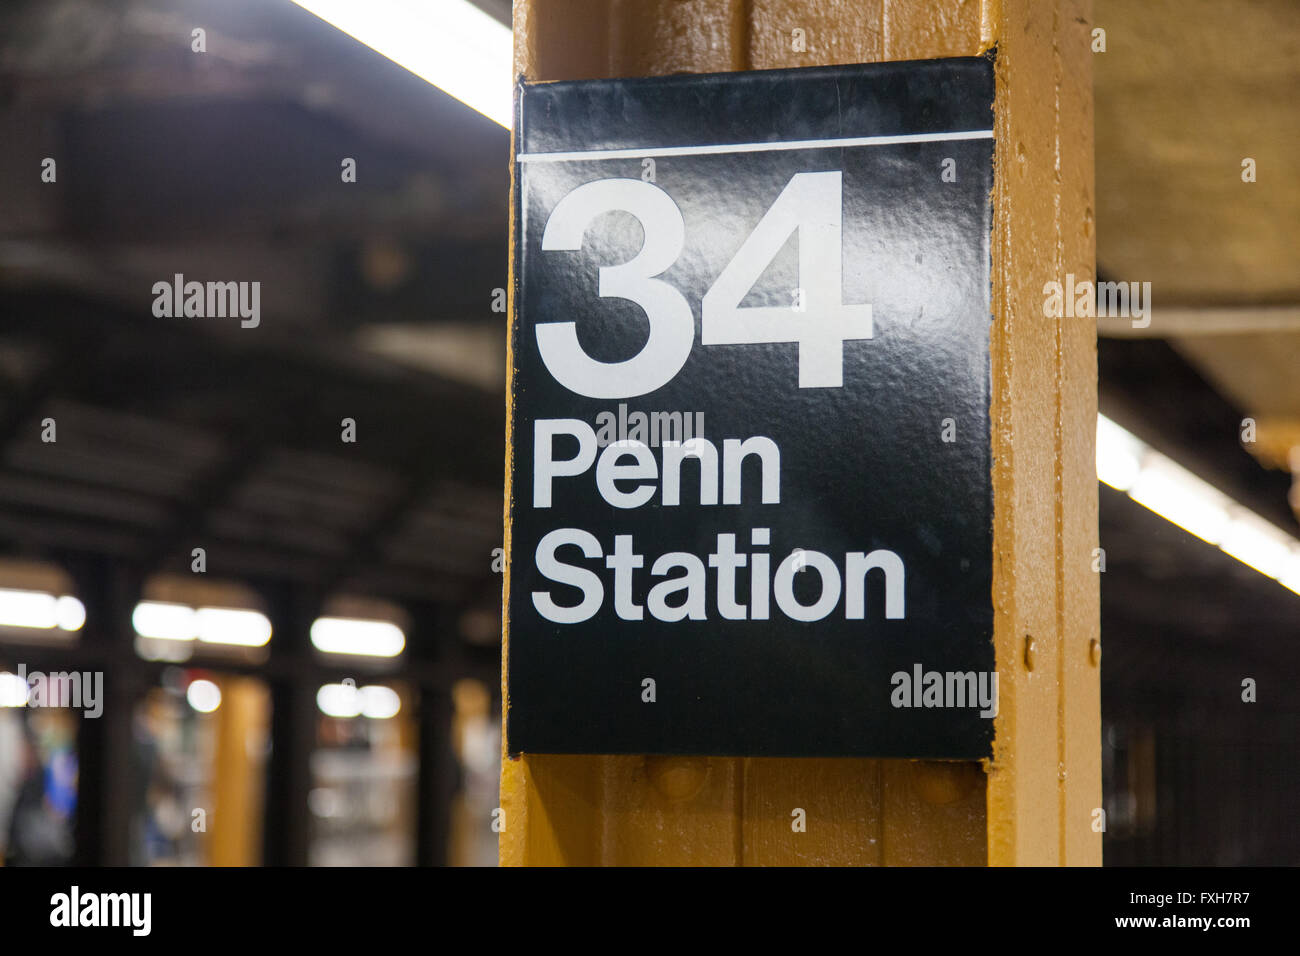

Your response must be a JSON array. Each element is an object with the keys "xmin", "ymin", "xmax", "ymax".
[
  {"xmin": 1129, "ymin": 457, "xmax": 1231, "ymax": 546},
  {"xmin": 316, "ymin": 682, "xmax": 401, "ymax": 719},
  {"xmin": 1219, "ymin": 513, "xmax": 1296, "ymax": 580},
  {"xmin": 310, "ymin": 617, "xmax": 406, "ymax": 657},
  {"xmin": 0, "ymin": 589, "xmax": 85, "ymax": 631},
  {"xmin": 360, "ymin": 684, "xmax": 402, "ymax": 719},
  {"xmin": 1280, "ymin": 560, "xmax": 1300, "ymax": 596},
  {"xmin": 317, "ymin": 681, "xmax": 361, "ymax": 718},
  {"xmin": 133, "ymin": 601, "xmax": 196, "ymax": 640},
  {"xmin": 132, "ymin": 602, "xmax": 272, "ymax": 647},
  {"xmin": 196, "ymin": 607, "xmax": 273, "ymax": 647},
  {"xmin": 55, "ymin": 596, "xmax": 86, "ymax": 631},
  {"xmin": 289, "ymin": 0, "xmax": 512, "ymax": 128},
  {"xmin": 1095, "ymin": 415, "xmax": 1144, "ymax": 492},
  {"xmin": 1097, "ymin": 414, "xmax": 1300, "ymax": 595}
]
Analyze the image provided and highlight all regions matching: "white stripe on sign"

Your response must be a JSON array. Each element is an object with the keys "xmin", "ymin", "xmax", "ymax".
[{"xmin": 517, "ymin": 129, "xmax": 994, "ymax": 163}]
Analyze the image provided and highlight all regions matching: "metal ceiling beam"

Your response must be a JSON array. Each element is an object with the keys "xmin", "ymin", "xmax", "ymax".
[{"xmin": 1098, "ymin": 305, "xmax": 1300, "ymax": 338}]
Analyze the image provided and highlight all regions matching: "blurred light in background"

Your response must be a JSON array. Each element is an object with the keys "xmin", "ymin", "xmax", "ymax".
[
  {"xmin": 186, "ymin": 678, "xmax": 223, "ymax": 714},
  {"xmin": 0, "ymin": 670, "xmax": 30, "ymax": 707},
  {"xmin": 288, "ymin": 0, "xmax": 512, "ymax": 127},
  {"xmin": 1131, "ymin": 457, "xmax": 1232, "ymax": 546},
  {"xmin": 358, "ymin": 685, "xmax": 402, "ymax": 719},
  {"xmin": 317, "ymin": 682, "xmax": 361, "ymax": 718},
  {"xmin": 1097, "ymin": 414, "xmax": 1300, "ymax": 594},
  {"xmin": 195, "ymin": 608, "xmax": 272, "ymax": 647},
  {"xmin": 133, "ymin": 601, "xmax": 196, "ymax": 641},
  {"xmin": 310, "ymin": 617, "xmax": 405, "ymax": 657},
  {"xmin": 132, "ymin": 602, "xmax": 273, "ymax": 647},
  {"xmin": 316, "ymin": 682, "xmax": 402, "ymax": 719},
  {"xmin": 0, "ymin": 589, "xmax": 85, "ymax": 631},
  {"xmin": 55, "ymin": 596, "xmax": 86, "ymax": 631}
]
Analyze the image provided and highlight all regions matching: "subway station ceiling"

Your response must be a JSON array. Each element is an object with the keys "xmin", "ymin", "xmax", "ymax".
[
  {"xmin": 0, "ymin": 0, "xmax": 510, "ymax": 619},
  {"xmin": 1094, "ymin": 0, "xmax": 1300, "ymax": 504},
  {"xmin": 1094, "ymin": 0, "xmax": 1300, "ymax": 727}
]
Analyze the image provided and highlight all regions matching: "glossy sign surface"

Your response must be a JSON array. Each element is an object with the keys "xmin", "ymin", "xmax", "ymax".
[{"xmin": 508, "ymin": 57, "xmax": 995, "ymax": 757}]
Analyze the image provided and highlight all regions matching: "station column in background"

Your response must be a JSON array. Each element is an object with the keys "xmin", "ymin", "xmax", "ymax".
[{"xmin": 502, "ymin": 0, "xmax": 1099, "ymax": 866}]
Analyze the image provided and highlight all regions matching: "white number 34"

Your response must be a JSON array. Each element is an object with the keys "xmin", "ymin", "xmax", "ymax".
[{"xmin": 537, "ymin": 171, "xmax": 872, "ymax": 398}]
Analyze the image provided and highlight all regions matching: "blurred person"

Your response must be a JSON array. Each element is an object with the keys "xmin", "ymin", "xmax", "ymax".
[{"xmin": 4, "ymin": 717, "xmax": 74, "ymax": 866}]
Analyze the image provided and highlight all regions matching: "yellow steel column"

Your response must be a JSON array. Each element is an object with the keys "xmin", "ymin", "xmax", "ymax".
[
  {"xmin": 208, "ymin": 676, "xmax": 268, "ymax": 866},
  {"xmin": 985, "ymin": 0, "xmax": 1101, "ymax": 867},
  {"xmin": 502, "ymin": 0, "xmax": 1099, "ymax": 866}
]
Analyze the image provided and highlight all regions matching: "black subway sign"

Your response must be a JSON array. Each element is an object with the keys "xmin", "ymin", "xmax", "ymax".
[{"xmin": 507, "ymin": 57, "xmax": 996, "ymax": 758}]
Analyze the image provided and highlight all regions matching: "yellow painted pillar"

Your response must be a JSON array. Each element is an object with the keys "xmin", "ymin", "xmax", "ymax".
[
  {"xmin": 502, "ymin": 0, "xmax": 1099, "ymax": 866},
  {"xmin": 208, "ymin": 676, "xmax": 268, "ymax": 867}
]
